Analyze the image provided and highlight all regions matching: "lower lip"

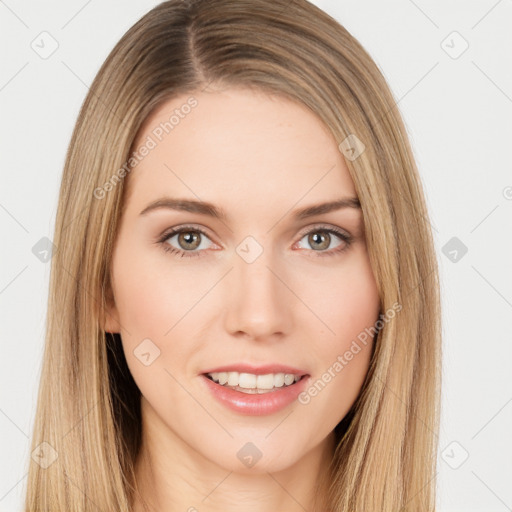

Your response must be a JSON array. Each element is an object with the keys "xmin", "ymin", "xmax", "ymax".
[{"xmin": 200, "ymin": 374, "xmax": 310, "ymax": 416}]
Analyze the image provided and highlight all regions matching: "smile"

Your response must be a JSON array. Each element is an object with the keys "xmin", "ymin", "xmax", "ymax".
[
  {"xmin": 206, "ymin": 371, "xmax": 303, "ymax": 393},
  {"xmin": 201, "ymin": 372, "xmax": 310, "ymax": 415}
]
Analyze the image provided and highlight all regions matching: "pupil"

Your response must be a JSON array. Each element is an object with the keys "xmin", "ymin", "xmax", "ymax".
[
  {"xmin": 180, "ymin": 231, "xmax": 199, "ymax": 249},
  {"xmin": 310, "ymin": 231, "xmax": 329, "ymax": 250}
]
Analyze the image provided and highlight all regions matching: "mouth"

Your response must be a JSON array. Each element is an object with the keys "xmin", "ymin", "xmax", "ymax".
[
  {"xmin": 202, "ymin": 371, "xmax": 308, "ymax": 394},
  {"xmin": 200, "ymin": 369, "xmax": 311, "ymax": 415}
]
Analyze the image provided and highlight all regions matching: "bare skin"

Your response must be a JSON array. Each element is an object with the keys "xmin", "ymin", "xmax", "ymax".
[{"xmin": 103, "ymin": 85, "xmax": 380, "ymax": 512}]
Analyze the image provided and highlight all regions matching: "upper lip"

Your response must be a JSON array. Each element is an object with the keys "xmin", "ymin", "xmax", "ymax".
[{"xmin": 201, "ymin": 363, "xmax": 309, "ymax": 376}]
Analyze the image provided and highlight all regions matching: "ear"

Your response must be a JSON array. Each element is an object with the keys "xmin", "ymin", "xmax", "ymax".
[{"xmin": 101, "ymin": 282, "xmax": 121, "ymax": 333}]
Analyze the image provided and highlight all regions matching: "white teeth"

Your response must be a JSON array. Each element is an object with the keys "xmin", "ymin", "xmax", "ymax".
[
  {"xmin": 274, "ymin": 373, "xmax": 285, "ymax": 387},
  {"xmin": 207, "ymin": 371, "xmax": 303, "ymax": 390},
  {"xmin": 239, "ymin": 373, "xmax": 257, "ymax": 388},
  {"xmin": 284, "ymin": 374, "xmax": 295, "ymax": 385},
  {"xmin": 256, "ymin": 373, "xmax": 275, "ymax": 390}
]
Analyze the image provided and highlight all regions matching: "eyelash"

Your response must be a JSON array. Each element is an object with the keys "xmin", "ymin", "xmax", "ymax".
[{"xmin": 156, "ymin": 224, "xmax": 353, "ymax": 259}]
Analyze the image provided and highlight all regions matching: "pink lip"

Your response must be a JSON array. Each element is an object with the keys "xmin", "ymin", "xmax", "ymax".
[
  {"xmin": 200, "ymin": 374, "xmax": 310, "ymax": 416},
  {"xmin": 201, "ymin": 363, "xmax": 308, "ymax": 376}
]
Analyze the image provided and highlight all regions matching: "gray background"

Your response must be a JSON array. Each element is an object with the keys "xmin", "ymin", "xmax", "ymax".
[{"xmin": 1, "ymin": 0, "xmax": 511, "ymax": 510}]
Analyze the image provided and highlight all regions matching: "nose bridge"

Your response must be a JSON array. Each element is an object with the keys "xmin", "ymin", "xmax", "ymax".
[{"xmin": 223, "ymin": 235, "xmax": 292, "ymax": 339}]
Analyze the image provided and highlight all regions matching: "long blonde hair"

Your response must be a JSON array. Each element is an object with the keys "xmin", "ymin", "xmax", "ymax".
[{"xmin": 24, "ymin": 0, "xmax": 442, "ymax": 510}]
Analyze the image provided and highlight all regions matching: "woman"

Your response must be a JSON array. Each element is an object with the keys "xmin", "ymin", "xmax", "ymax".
[{"xmin": 24, "ymin": 0, "xmax": 442, "ymax": 510}]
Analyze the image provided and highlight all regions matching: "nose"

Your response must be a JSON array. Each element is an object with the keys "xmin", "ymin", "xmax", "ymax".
[{"xmin": 223, "ymin": 244, "xmax": 293, "ymax": 341}]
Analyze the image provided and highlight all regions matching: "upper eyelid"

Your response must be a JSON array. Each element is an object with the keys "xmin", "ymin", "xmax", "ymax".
[{"xmin": 297, "ymin": 223, "xmax": 350, "ymax": 237}]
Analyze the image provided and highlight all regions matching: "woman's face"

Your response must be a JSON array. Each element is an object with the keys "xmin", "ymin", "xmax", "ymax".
[{"xmin": 104, "ymin": 86, "xmax": 380, "ymax": 473}]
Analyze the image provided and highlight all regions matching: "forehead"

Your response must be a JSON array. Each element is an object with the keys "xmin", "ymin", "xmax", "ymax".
[{"xmin": 125, "ymin": 87, "xmax": 356, "ymax": 214}]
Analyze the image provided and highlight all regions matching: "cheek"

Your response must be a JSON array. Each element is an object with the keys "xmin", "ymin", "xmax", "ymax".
[
  {"xmin": 298, "ymin": 252, "xmax": 380, "ymax": 402},
  {"xmin": 110, "ymin": 247, "xmax": 212, "ymax": 403},
  {"xmin": 304, "ymin": 250, "xmax": 380, "ymax": 344},
  {"xmin": 112, "ymin": 244, "xmax": 210, "ymax": 341}
]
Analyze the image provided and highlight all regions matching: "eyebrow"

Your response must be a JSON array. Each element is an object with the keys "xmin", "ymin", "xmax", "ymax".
[{"xmin": 138, "ymin": 196, "xmax": 361, "ymax": 221}]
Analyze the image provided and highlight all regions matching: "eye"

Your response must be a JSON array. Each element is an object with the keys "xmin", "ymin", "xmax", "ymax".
[
  {"xmin": 157, "ymin": 226, "xmax": 216, "ymax": 258},
  {"xmin": 295, "ymin": 225, "xmax": 352, "ymax": 257}
]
